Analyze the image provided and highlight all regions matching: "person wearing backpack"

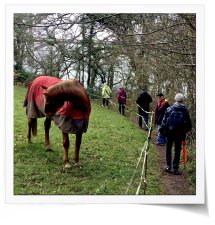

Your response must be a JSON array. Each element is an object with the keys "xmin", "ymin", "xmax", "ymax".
[{"xmin": 159, "ymin": 93, "xmax": 192, "ymax": 175}]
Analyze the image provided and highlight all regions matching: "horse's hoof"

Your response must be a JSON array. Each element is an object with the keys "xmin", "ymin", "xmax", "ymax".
[
  {"xmin": 74, "ymin": 163, "xmax": 81, "ymax": 169},
  {"xmin": 46, "ymin": 148, "xmax": 53, "ymax": 152},
  {"xmin": 64, "ymin": 162, "xmax": 72, "ymax": 169}
]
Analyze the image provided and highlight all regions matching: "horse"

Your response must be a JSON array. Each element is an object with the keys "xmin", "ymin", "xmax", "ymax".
[{"xmin": 23, "ymin": 75, "xmax": 91, "ymax": 169}]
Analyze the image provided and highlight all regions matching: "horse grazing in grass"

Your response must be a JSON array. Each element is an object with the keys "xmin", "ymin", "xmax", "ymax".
[{"xmin": 23, "ymin": 76, "xmax": 91, "ymax": 168}]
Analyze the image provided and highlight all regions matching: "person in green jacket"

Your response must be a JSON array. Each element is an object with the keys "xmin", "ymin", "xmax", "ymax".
[{"xmin": 102, "ymin": 83, "xmax": 112, "ymax": 108}]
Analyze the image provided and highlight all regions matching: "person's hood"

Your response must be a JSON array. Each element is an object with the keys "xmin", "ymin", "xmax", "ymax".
[{"xmin": 173, "ymin": 102, "xmax": 186, "ymax": 109}]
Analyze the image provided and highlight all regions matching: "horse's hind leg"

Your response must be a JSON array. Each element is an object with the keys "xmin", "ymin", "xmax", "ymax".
[
  {"xmin": 27, "ymin": 118, "xmax": 32, "ymax": 144},
  {"xmin": 44, "ymin": 117, "xmax": 52, "ymax": 151},
  {"xmin": 62, "ymin": 132, "xmax": 71, "ymax": 168},
  {"xmin": 73, "ymin": 132, "xmax": 83, "ymax": 167},
  {"xmin": 27, "ymin": 118, "xmax": 37, "ymax": 144}
]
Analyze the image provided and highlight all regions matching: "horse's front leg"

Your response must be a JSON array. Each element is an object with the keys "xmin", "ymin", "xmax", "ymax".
[
  {"xmin": 73, "ymin": 132, "xmax": 83, "ymax": 167},
  {"xmin": 44, "ymin": 117, "xmax": 52, "ymax": 151},
  {"xmin": 62, "ymin": 132, "xmax": 71, "ymax": 168}
]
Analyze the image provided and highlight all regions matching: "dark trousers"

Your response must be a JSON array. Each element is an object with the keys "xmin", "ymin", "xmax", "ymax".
[
  {"xmin": 119, "ymin": 104, "xmax": 125, "ymax": 115},
  {"xmin": 166, "ymin": 131, "xmax": 183, "ymax": 170},
  {"xmin": 102, "ymin": 98, "xmax": 109, "ymax": 107},
  {"xmin": 138, "ymin": 108, "xmax": 148, "ymax": 128}
]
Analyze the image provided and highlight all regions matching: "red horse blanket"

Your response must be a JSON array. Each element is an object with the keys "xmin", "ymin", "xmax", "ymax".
[{"xmin": 24, "ymin": 76, "xmax": 91, "ymax": 134}]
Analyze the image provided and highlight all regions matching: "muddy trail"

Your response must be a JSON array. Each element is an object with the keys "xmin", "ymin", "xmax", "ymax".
[{"xmin": 150, "ymin": 131, "xmax": 192, "ymax": 195}]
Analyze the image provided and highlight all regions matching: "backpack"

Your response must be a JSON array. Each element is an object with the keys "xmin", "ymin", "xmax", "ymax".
[{"xmin": 167, "ymin": 106, "xmax": 186, "ymax": 131}]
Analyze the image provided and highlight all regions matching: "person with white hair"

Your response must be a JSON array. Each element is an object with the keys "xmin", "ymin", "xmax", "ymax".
[{"xmin": 159, "ymin": 93, "xmax": 192, "ymax": 175}]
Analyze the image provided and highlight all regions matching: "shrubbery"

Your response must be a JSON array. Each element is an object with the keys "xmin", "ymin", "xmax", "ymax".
[{"xmin": 14, "ymin": 69, "xmax": 35, "ymax": 85}]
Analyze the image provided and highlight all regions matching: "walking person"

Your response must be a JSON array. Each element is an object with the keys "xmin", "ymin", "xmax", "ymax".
[
  {"xmin": 159, "ymin": 93, "xmax": 192, "ymax": 175},
  {"xmin": 154, "ymin": 92, "xmax": 169, "ymax": 145},
  {"xmin": 102, "ymin": 83, "xmax": 112, "ymax": 108},
  {"xmin": 118, "ymin": 87, "xmax": 126, "ymax": 115},
  {"xmin": 136, "ymin": 87, "xmax": 152, "ymax": 130}
]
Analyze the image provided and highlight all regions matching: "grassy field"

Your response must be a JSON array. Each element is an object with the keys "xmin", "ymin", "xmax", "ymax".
[{"xmin": 14, "ymin": 86, "xmax": 163, "ymax": 195}]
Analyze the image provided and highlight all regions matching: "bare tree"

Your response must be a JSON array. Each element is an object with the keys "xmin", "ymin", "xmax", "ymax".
[{"xmin": 14, "ymin": 13, "xmax": 196, "ymax": 118}]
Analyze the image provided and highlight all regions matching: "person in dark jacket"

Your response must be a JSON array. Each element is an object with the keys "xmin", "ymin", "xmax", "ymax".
[
  {"xmin": 118, "ymin": 87, "xmax": 127, "ymax": 115},
  {"xmin": 136, "ymin": 88, "xmax": 152, "ymax": 130},
  {"xmin": 154, "ymin": 93, "xmax": 170, "ymax": 145},
  {"xmin": 160, "ymin": 93, "xmax": 192, "ymax": 175}
]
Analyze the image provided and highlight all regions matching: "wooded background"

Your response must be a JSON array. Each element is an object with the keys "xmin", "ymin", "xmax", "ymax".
[{"xmin": 14, "ymin": 13, "xmax": 196, "ymax": 132}]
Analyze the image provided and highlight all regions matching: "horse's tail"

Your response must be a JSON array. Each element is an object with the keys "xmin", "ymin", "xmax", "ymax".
[
  {"xmin": 31, "ymin": 118, "xmax": 37, "ymax": 137},
  {"xmin": 23, "ymin": 82, "xmax": 32, "ymax": 107}
]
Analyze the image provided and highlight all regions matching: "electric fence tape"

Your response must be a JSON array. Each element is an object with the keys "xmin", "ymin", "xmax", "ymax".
[{"xmin": 125, "ymin": 112, "xmax": 153, "ymax": 195}]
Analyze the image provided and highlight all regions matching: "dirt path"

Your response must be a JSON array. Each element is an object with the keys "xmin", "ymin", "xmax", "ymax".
[{"xmin": 151, "ymin": 132, "xmax": 192, "ymax": 195}]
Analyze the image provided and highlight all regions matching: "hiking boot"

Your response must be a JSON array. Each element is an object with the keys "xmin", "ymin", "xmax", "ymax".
[
  {"xmin": 164, "ymin": 166, "xmax": 172, "ymax": 173},
  {"xmin": 157, "ymin": 142, "xmax": 165, "ymax": 146},
  {"xmin": 173, "ymin": 169, "xmax": 181, "ymax": 175}
]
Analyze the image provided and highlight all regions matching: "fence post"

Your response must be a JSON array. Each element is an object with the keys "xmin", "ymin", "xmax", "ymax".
[
  {"xmin": 143, "ymin": 112, "xmax": 154, "ymax": 194},
  {"xmin": 135, "ymin": 111, "xmax": 154, "ymax": 195}
]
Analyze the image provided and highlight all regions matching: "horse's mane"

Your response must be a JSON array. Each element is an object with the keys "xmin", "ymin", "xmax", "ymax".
[{"xmin": 46, "ymin": 78, "xmax": 90, "ymax": 108}]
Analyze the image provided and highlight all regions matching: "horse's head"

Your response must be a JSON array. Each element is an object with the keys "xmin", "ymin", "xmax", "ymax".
[
  {"xmin": 41, "ymin": 85, "xmax": 64, "ymax": 116},
  {"xmin": 41, "ymin": 80, "xmax": 90, "ymax": 116}
]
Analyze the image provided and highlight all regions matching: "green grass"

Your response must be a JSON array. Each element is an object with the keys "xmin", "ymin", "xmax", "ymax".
[
  {"xmin": 181, "ymin": 145, "xmax": 196, "ymax": 194},
  {"xmin": 14, "ymin": 86, "xmax": 163, "ymax": 195}
]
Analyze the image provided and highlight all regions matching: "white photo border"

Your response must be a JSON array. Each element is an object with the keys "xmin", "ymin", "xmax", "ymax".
[{"xmin": 5, "ymin": 4, "xmax": 205, "ymax": 204}]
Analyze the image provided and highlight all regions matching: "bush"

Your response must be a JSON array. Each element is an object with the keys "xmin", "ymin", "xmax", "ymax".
[{"xmin": 14, "ymin": 69, "xmax": 35, "ymax": 85}]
